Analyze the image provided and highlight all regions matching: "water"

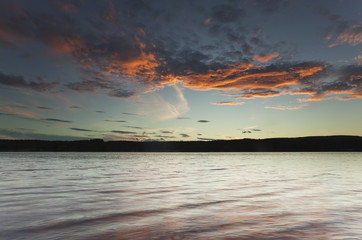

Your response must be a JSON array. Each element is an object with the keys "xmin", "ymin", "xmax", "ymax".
[{"xmin": 0, "ymin": 152, "xmax": 362, "ymax": 240}]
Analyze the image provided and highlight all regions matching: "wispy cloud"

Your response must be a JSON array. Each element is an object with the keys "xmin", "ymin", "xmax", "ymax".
[
  {"xmin": 70, "ymin": 128, "xmax": 93, "ymax": 132},
  {"xmin": 212, "ymin": 101, "xmax": 245, "ymax": 105},
  {"xmin": 253, "ymin": 52, "xmax": 279, "ymax": 63},
  {"xmin": 112, "ymin": 130, "xmax": 137, "ymax": 134},
  {"xmin": 264, "ymin": 104, "xmax": 308, "ymax": 110},
  {"xmin": 42, "ymin": 118, "xmax": 72, "ymax": 123},
  {"xmin": 328, "ymin": 23, "xmax": 362, "ymax": 47},
  {"xmin": 0, "ymin": 71, "xmax": 57, "ymax": 91},
  {"xmin": 180, "ymin": 133, "xmax": 190, "ymax": 138},
  {"xmin": 105, "ymin": 119, "xmax": 127, "ymax": 123},
  {"xmin": 198, "ymin": 120, "xmax": 210, "ymax": 123},
  {"xmin": 37, "ymin": 106, "xmax": 54, "ymax": 110}
]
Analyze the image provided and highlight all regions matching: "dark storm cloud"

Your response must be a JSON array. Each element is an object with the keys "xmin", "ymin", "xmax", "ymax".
[
  {"xmin": 42, "ymin": 118, "xmax": 72, "ymax": 123},
  {"xmin": 198, "ymin": 120, "xmax": 210, "ymax": 123},
  {"xmin": 0, "ymin": 71, "xmax": 58, "ymax": 91},
  {"xmin": 70, "ymin": 128, "xmax": 93, "ymax": 132}
]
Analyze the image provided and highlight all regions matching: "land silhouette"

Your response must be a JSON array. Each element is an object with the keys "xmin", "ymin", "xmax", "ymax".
[{"xmin": 0, "ymin": 135, "xmax": 361, "ymax": 152}]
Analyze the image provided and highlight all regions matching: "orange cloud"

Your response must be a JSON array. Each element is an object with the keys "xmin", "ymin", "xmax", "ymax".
[
  {"xmin": 252, "ymin": 52, "xmax": 279, "ymax": 63},
  {"xmin": 212, "ymin": 101, "xmax": 245, "ymax": 105},
  {"xmin": 328, "ymin": 23, "xmax": 362, "ymax": 47},
  {"xmin": 0, "ymin": 106, "xmax": 36, "ymax": 118},
  {"xmin": 204, "ymin": 18, "xmax": 212, "ymax": 25},
  {"xmin": 355, "ymin": 55, "xmax": 362, "ymax": 65},
  {"xmin": 58, "ymin": 1, "xmax": 77, "ymax": 13},
  {"xmin": 43, "ymin": 34, "xmax": 87, "ymax": 55}
]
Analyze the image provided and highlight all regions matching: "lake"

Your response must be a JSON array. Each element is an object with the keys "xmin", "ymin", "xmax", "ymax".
[{"xmin": 1, "ymin": 152, "xmax": 362, "ymax": 239}]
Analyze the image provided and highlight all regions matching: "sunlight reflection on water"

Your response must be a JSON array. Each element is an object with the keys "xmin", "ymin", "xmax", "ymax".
[{"xmin": 0, "ymin": 152, "xmax": 362, "ymax": 239}]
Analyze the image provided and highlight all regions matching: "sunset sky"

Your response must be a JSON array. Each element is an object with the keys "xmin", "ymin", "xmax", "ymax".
[{"xmin": 0, "ymin": 0, "xmax": 361, "ymax": 141}]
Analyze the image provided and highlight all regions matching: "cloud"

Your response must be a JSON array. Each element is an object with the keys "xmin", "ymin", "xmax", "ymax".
[
  {"xmin": 42, "ymin": 118, "xmax": 72, "ymax": 123},
  {"xmin": 122, "ymin": 112, "xmax": 140, "ymax": 116},
  {"xmin": 264, "ymin": 104, "xmax": 308, "ymax": 110},
  {"xmin": 57, "ymin": 0, "xmax": 78, "ymax": 13},
  {"xmin": 0, "ymin": 106, "xmax": 36, "ymax": 119},
  {"xmin": 204, "ymin": 18, "xmax": 212, "ymax": 25},
  {"xmin": 212, "ymin": 101, "xmax": 245, "ymax": 105},
  {"xmin": 198, "ymin": 120, "xmax": 210, "ymax": 123},
  {"xmin": 105, "ymin": 119, "xmax": 127, "ymax": 123},
  {"xmin": 328, "ymin": 23, "xmax": 362, "ymax": 47},
  {"xmin": 254, "ymin": 0, "xmax": 290, "ymax": 13},
  {"xmin": 0, "ymin": 71, "xmax": 57, "ymax": 91},
  {"xmin": 180, "ymin": 133, "xmax": 190, "ymax": 138},
  {"xmin": 253, "ymin": 52, "xmax": 280, "ymax": 63},
  {"xmin": 70, "ymin": 128, "xmax": 93, "ymax": 132},
  {"xmin": 112, "ymin": 130, "xmax": 137, "ymax": 134},
  {"xmin": 0, "ymin": 129, "xmax": 88, "ymax": 141},
  {"xmin": 37, "ymin": 106, "xmax": 54, "ymax": 110},
  {"xmin": 211, "ymin": 4, "xmax": 245, "ymax": 23},
  {"xmin": 125, "ymin": 126, "xmax": 143, "ymax": 129},
  {"xmin": 108, "ymin": 88, "xmax": 135, "ymax": 98},
  {"xmin": 141, "ymin": 85, "xmax": 189, "ymax": 120},
  {"xmin": 161, "ymin": 130, "xmax": 174, "ymax": 134},
  {"xmin": 96, "ymin": 110, "xmax": 105, "ymax": 113}
]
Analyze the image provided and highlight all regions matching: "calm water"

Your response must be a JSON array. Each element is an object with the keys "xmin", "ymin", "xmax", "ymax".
[{"xmin": 1, "ymin": 152, "xmax": 362, "ymax": 240}]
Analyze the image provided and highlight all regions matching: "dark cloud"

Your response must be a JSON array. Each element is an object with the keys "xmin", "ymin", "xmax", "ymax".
[
  {"xmin": 242, "ymin": 130, "xmax": 252, "ymax": 134},
  {"xmin": 105, "ymin": 119, "xmax": 127, "ymax": 123},
  {"xmin": 70, "ymin": 128, "xmax": 93, "ymax": 132},
  {"xmin": 161, "ymin": 130, "xmax": 174, "ymax": 134},
  {"xmin": 180, "ymin": 133, "xmax": 190, "ymax": 138},
  {"xmin": 0, "ymin": 129, "xmax": 88, "ymax": 141},
  {"xmin": 125, "ymin": 126, "xmax": 143, "ymax": 129},
  {"xmin": 42, "ymin": 118, "xmax": 72, "ymax": 123},
  {"xmin": 108, "ymin": 88, "xmax": 135, "ymax": 98},
  {"xmin": 37, "ymin": 106, "xmax": 54, "ymax": 110},
  {"xmin": 96, "ymin": 110, "xmax": 105, "ymax": 113},
  {"xmin": 198, "ymin": 120, "xmax": 210, "ymax": 123},
  {"xmin": 69, "ymin": 105, "xmax": 81, "ymax": 109},
  {"xmin": 253, "ymin": 129, "xmax": 262, "ymax": 131},
  {"xmin": 211, "ymin": 4, "xmax": 245, "ymax": 23},
  {"xmin": 0, "ymin": 71, "xmax": 57, "ymax": 91},
  {"xmin": 112, "ymin": 130, "xmax": 137, "ymax": 134},
  {"xmin": 254, "ymin": 0, "xmax": 290, "ymax": 13}
]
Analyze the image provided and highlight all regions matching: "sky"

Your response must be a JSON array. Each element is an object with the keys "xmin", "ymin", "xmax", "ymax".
[{"xmin": 0, "ymin": 0, "xmax": 361, "ymax": 141}]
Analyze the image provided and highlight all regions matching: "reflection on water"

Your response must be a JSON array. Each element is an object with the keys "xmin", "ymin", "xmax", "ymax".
[{"xmin": 1, "ymin": 152, "xmax": 362, "ymax": 239}]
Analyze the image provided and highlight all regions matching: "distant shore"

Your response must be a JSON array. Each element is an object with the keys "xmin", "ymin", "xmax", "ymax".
[{"xmin": 0, "ymin": 136, "xmax": 361, "ymax": 152}]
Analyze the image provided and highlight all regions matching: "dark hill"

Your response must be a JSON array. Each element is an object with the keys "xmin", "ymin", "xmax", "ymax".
[{"xmin": 0, "ymin": 135, "xmax": 361, "ymax": 152}]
